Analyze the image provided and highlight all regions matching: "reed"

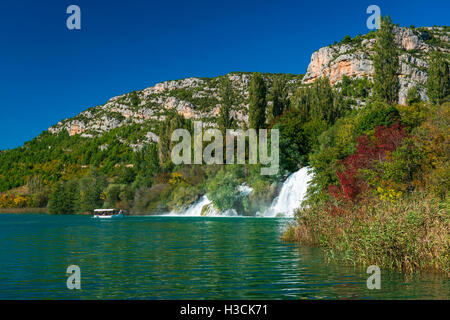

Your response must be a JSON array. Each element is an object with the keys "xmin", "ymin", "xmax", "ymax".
[{"xmin": 283, "ymin": 192, "xmax": 449, "ymax": 275}]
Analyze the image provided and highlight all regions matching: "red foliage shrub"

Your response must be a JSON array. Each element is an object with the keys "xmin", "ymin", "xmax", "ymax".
[{"xmin": 330, "ymin": 122, "xmax": 407, "ymax": 201}]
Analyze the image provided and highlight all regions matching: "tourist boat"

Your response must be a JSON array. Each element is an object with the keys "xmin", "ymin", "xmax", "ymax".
[{"xmin": 93, "ymin": 209, "xmax": 124, "ymax": 219}]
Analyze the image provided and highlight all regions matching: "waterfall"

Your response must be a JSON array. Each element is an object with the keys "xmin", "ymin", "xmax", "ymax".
[
  {"xmin": 264, "ymin": 167, "xmax": 313, "ymax": 218},
  {"xmin": 166, "ymin": 168, "xmax": 312, "ymax": 218},
  {"xmin": 181, "ymin": 195, "xmax": 212, "ymax": 216},
  {"xmin": 169, "ymin": 195, "xmax": 238, "ymax": 217}
]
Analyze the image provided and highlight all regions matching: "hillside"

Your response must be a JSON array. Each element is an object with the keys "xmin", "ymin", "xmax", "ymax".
[
  {"xmin": 0, "ymin": 23, "xmax": 448, "ymax": 215},
  {"xmin": 0, "ymin": 72, "xmax": 302, "ymax": 194},
  {"xmin": 48, "ymin": 72, "xmax": 303, "ymax": 142}
]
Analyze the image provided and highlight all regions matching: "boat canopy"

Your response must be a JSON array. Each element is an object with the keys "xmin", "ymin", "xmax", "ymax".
[{"xmin": 94, "ymin": 209, "xmax": 116, "ymax": 212}]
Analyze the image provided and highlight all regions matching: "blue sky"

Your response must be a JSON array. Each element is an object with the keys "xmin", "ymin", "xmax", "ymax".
[{"xmin": 0, "ymin": 0, "xmax": 449, "ymax": 150}]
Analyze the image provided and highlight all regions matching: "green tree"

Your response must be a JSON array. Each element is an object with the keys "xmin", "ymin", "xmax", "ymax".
[
  {"xmin": 248, "ymin": 73, "xmax": 267, "ymax": 130},
  {"xmin": 406, "ymin": 86, "xmax": 421, "ymax": 105},
  {"xmin": 48, "ymin": 182, "xmax": 66, "ymax": 214},
  {"xmin": 132, "ymin": 143, "xmax": 159, "ymax": 190},
  {"xmin": 103, "ymin": 184, "xmax": 129, "ymax": 208},
  {"xmin": 274, "ymin": 110, "xmax": 310, "ymax": 172},
  {"xmin": 79, "ymin": 169, "xmax": 107, "ymax": 213},
  {"xmin": 158, "ymin": 112, "xmax": 186, "ymax": 167},
  {"xmin": 427, "ymin": 51, "xmax": 449, "ymax": 105},
  {"xmin": 48, "ymin": 180, "xmax": 80, "ymax": 214},
  {"xmin": 117, "ymin": 166, "xmax": 137, "ymax": 184},
  {"xmin": 372, "ymin": 16, "xmax": 400, "ymax": 104},
  {"xmin": 271, "ymin": 76, "xmax": 289, "ymax": 118},
  {"xmin": 130, "ymin": 91, "xmax": 140, "ymax": 107},
  {"xmin": 292, "ymin": 77, "xmax": 347, "ymax": 125},
  {"xmin": 218, "ymin": 77, "xmax": 235, "ymax": 133},
  {"xmin": 206, "ymin": 167, "xmax": 242, "ymax": 211},
  {"xmin": 65, "ymin": 180, "xmax": 80, "ymax": 213}
]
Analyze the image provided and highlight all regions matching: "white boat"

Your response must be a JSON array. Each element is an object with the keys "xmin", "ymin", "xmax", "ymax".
[{"xmin": 93, "ymin": 209, "xmax": 124, "ymax": 219}]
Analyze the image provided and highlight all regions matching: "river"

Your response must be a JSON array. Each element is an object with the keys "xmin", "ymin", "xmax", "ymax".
[{"xmin": 0, "ymin": 214, "xmax": 448, "ymax": 299}]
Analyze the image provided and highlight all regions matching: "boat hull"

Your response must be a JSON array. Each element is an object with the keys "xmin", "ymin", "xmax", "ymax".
[{"xmin": 93, "ymin": 212, "xmax": 124, "ymax": 219}]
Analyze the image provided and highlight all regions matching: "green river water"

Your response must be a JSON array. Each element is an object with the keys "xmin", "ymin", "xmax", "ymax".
[{"xmin": 0, "ymin": 214, "xmax": 448, "ymax": 299}]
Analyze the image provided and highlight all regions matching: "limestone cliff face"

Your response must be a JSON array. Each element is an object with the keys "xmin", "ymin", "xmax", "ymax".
[{"xmin": 302, "ymin": 26, "xmax": 449, "ymax": 104}]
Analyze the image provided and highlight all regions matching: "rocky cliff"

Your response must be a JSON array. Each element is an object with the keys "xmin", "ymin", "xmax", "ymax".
[{"xmin": 302, "ymin": 26, "xmax": 450, "ymax": 104}]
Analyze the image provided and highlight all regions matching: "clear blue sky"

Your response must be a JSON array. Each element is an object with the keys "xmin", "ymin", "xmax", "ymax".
[{"xmin": 0, "ymin": 0, "xmax": 448, "ymax": 150}]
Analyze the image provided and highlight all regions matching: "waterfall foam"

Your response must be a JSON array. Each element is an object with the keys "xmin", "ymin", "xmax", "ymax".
[
  {"xmin": 166, "ymin": 168, "xmax": 312, "ymax": 218},
  {"xmin": 182, "ymin": 195, "xmax": 212, "ymax": 216},
  {"xmin": 169, "ymin": 195, "xmax": 238, "ymax": 217},
  {"xmin": 264, "ymin": 167, "xmax": 313, "ymax": 218}
]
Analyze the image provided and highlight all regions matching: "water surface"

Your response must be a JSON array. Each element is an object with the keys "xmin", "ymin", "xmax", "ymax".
[{"xmin": 0, "ymin": 214, "xmax": 448, "ymax": 299}]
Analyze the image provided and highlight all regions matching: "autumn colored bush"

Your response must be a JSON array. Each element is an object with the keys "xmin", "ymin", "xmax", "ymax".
[
  {"xmin": 329, "ymin": 122, "xmax": 407, "ymax": 201},
  {"xmin": 0, "ymin": 193, "xmax": 33, "ymax": 208}
]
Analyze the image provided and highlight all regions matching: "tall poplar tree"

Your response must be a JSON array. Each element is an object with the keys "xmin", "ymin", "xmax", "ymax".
[
  {"xmin": 249, "ymin": 73, "xmax": 267, "ymax": 130},
  {"xmin": 218, "ymin": 77, "xmax": 234, "ymax": 134},
  {"xmin": 272, "ymin": 76, "xmax": 289, "ymax": 118},
  {"xmin": 372, "ymin": 16, "xmax": 399, "ymax": 104},
  {"xmin": 427, "ymin": 50, "xmax": 449, "ymax": 105}
]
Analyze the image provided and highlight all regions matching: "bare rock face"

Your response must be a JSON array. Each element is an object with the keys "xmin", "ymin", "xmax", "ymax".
[
  {"xmin": 302, "ymin": 26, "xmax": 449, "ymax": 104},
  {"xmin": 303, "ymin": 46, "xmax": 374, "ymax": 85}
]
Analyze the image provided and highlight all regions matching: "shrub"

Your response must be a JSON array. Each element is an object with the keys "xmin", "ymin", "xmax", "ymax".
[
  {"xmin": 206, "ymin": 166, "xmax": 244, "ymax": 211},
  {"xmin": 355, "ymin": 101, "xmax": 400, "ymax": 135},
  {"xmin": 330, "ymin": 122, "xmax": 407, "ymax": 201}
]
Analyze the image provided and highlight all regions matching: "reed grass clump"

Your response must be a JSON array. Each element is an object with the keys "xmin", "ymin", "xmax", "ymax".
[{"xmin": 283, "ymin": 193, "xmax": 449, "ymax": 275}]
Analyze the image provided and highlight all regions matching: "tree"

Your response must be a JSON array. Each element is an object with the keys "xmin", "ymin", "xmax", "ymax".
[
  {"xmin": 292, "ymin": 77, "xmax": 347, "ymax": 125},
  {"xmin": 117, "ymin": 166, "xmax": 136, "ymax": 184},
  {"xmin": 271, "ymin": 76, "xmax": 289, "ymax": 119},
  {"xmin": 48, "ymin": 182, "xmax": 65, "ymax": 214},
  {"xmin": 406, "ymin": 86, "xmax": 421, "ymax": 105},
  {"xmin": 248, "ymin": 73, "xmax": 267, "ymax": 130},
  {"xmin": 132, "ymin": 143, "xmax": 159, "ymax": 190},
  {"xmin": 206, "ymin": 167, "xmax": 242, "ymax": 211},
  {"xmin": 158, "ymin": 112, "xmax": 186, "ymax": 166},
  {"xmin": 130, "ymin": 91, "xmax": 140, "ymax": 107},
  {"xmin": 372, "ymin": 16, "xmax": 400, "ymax": 104},
  {"xmin": 48, "ymin": 180, "xmax": 80, "ymax": 214},
  {"xmin": 218, "ymin": 77, "xmax": 235, "ymax": 133},
  {"xmin": 274, "ymin": 110, "xmax": 311, "ymax": 172},
  {"xmin": 79, "ymin": 168, "xmax": 107, "ymax": 213},
  {"xmin": 427, "ymin": 51, "xmax": 449, "ymax": 105}
]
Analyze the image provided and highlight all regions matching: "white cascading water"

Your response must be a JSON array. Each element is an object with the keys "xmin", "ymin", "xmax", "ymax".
[
  {"xmin": 169, "ymin": 195, "xmax": 238, "ymax": 216},
  {"xmin": 181, "ymin": 195, "xmax": 212, "ymax": 216},
  {"xmin": 167, "ymin": 168, "xmax": 312, "ymax": 218},
  {"xmin": 264, "ymin": 167, "xmax": 313, "ymax": 218}
]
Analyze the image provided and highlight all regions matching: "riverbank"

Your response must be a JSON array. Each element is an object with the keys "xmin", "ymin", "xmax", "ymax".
[
  {"xmin": 0, "ymin": 208, "xmax": 94, "ymax": 215},
  {"xmin": 282, "ymin": 193, "xmax": 449, "ymax": 275},
  {"xmin": 0, "ymin": 207, "xmax": 48, "ymax": 214}
]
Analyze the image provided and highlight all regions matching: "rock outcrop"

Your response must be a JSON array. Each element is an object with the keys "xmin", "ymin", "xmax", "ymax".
[{"xmin": 302, "ymin": 26, "xmax": 449, "ymax": 104}]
